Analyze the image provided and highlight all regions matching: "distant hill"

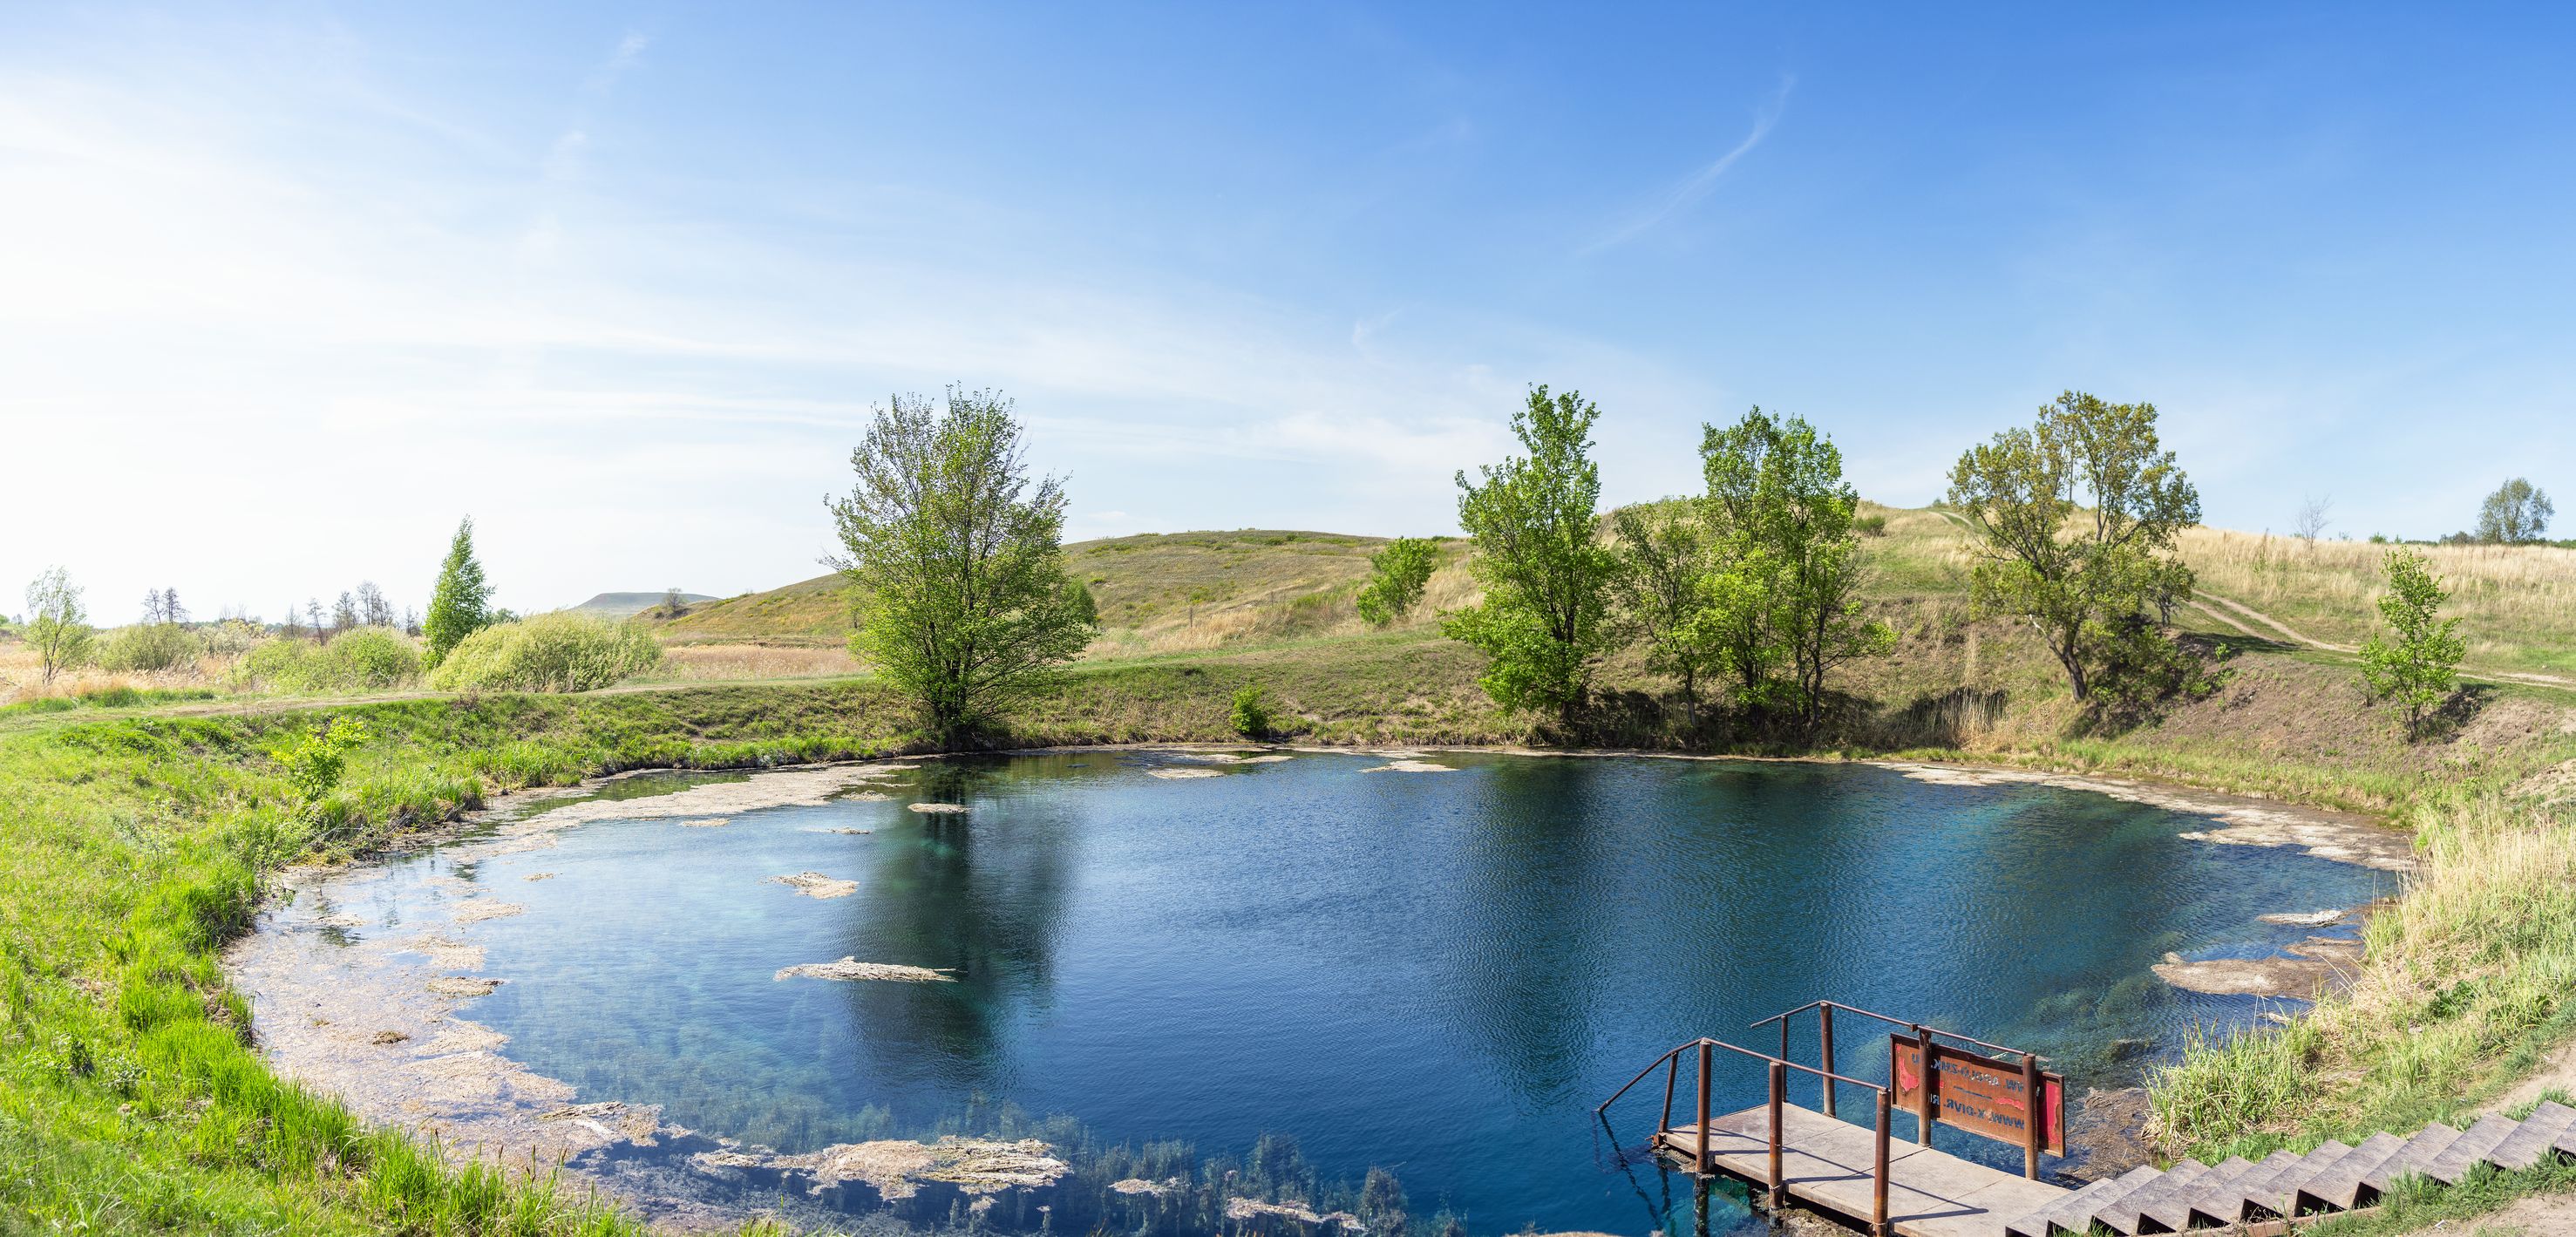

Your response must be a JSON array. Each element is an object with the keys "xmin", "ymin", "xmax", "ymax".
[
  {"xmin": 561, "ymin": 591, "xmax": 717, "ymax": 622},
  {"xmin": 642, "ymin": 530, "xmax": 1421, "ymax": 647}
]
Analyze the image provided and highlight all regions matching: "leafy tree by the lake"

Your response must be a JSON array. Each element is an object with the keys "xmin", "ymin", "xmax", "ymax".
[
  {"xmin": 828, "ymin": 386, "xmax": 1096, "ymax": 741},
  {"xmin": 423, "ymin": 517, "xmax": 495, "ymax": 668},
  {"xmin": 1701, "ymin": 408, "xmax": 1893, "ymax": 730},
  {"xmin": 1356, "ymin": 537, "xmax": 1440, "ymax": 626},
  {"xmin": 24, "ymin": 568, "xmax": 93, "ymax": 683},
  {"xmin": 1608, "ymin": 502, "xmax": 1722, "ymax": 713},
  {"xmin": 1442, "ymin": 385, "xmax": 1620, "ymax": 728},
  {"xmin": 2474, "ymin": 478, "xmax": 2554, "ymax": 544},
  {"xmin": 2359, "ymin": 547, "xmax": 2465, "ymax": 738},
  {"xmin": 1947, "ymin": 391, "xmax": 2201, "ymax": 701}
]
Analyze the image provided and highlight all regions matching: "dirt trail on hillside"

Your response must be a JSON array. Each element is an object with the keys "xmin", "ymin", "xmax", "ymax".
[{"xmin": 1931, "ymin": 508, "xmax": 2574, "ymax": 690}]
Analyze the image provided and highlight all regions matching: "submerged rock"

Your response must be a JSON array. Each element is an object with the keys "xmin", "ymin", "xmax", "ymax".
[
  {"xmin": 1226, "ymin": 1198, "xmax": 1365, "ymax": 1229},
  {"xmin": 2152, "ymin": 937, "xmax": 2363, "ymax": 997},
  {"xmin": 907, "ymin": 802, "xmax": 969, "ymax": 815},
  {"xmin": 451, "ymin": 899, "xmax": 524, "ymax": 923},
  {"xmin": 773, "ymin": 957, "xmax": 952, "ymax": 983},
  {"xmin": 1147, "ymin": 768, "xmax": 1224, "ymax": 779},
  {"xmin": 712, "ymin": 1135, "xmax": 1069, "ymax": 1201},
  {"xmin": 766, "ymin": 871, "xmax": 860, "ymax": 900},
  {"xmin": 406, "ymin": 935, "xmax": 486, "ymax": 970},
  {"xmin": 2257, "ymin": 908, "xmax": 2348, "ymax": 927},
  {"xmin": 678, "ymin": 817, "xmax": 732, "ymax": 828},
  {"xmin": 426, "ymin": 975, "xmax": 503, "ymax": 998},
  {"xmin": 1362, "ymin": 759, "xmax": 1454, "ymax": 773}
]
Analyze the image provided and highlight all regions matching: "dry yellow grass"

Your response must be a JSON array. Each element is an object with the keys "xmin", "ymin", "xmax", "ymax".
[
  {"xmin": 2178, "ymin": 529, "xmax": 2576, "ymax": 676},
  {"xmin": 0, "ymin": 640, "xmax": 241, "ymax": 705},
  {"xmin": 642, "ymin": 643, "xmax": 864, "ymax": 682}
]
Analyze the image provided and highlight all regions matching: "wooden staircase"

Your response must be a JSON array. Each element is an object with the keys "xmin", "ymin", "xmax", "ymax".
[{"xmin": 2002, "ymin": 1100, "xmax": 2576, "ymax": 1235}]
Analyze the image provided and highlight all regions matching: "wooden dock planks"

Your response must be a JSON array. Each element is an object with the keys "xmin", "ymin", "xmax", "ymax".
[{"xmin": 1655, "ymin": 1104, "xmax": 2065, "ymax": 1237}]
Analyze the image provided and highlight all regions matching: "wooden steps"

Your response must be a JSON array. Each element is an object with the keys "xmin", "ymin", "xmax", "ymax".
[{"xmin": 1999, "ymin": 1100, "xmax": 2576, "ymax": 1236}]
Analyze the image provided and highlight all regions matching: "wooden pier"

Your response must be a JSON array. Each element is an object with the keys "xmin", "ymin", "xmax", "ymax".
[
  {"xmin": 1655, "ymin": 1105, "xmax": 2065, "ymax": 1237},
  {"xmin": 1599, "ymin": 1000, "xmax": 2074, "ymax": 1237}
]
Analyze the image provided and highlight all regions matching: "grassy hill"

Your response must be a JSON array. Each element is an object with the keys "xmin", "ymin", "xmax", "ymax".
[
  {"xmin": 650, "ymin": 506, "xmax": 2576, "ymax": 693},
  {"xmin": 645, "ymin": 529, "xmax": 1442, "ymax": 649},
  {"xmin": 559, "ymin": 590, "xmax": 714, "ymax": 621}
]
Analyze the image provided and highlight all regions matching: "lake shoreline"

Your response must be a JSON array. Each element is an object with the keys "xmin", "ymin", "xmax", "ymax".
[{"xmin": 231, "ymin": 744, "xmax": 2397, "ymax": 1234}]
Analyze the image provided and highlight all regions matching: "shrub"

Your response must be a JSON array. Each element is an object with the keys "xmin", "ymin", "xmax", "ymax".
[
  {"xmin": 1230, "ymin": 683, "xmax": 1274, "ymax": 738},
  {"xmin": 1854, "ymin": 513, "xmax": 1889, "ymax": 536},
  {"xmin": 272, "ymin": 717, "xmax": 371, "ymax": 804},
  {"xmin": 237, "ymin": 628, "xmax": 423, "ymax": 692},
  {"xmin": 94, "ymin": 623, "xmax": 200, "ymax": 673},
  {"xmin": 426, "ymin": 613, "xmax": 663, "ymax": 693}
]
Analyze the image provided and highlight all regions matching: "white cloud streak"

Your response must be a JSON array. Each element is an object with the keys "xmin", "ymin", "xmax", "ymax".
[{"xmin": 1582, "ymin": 74, "xmax": 1794, "ymax": 255}]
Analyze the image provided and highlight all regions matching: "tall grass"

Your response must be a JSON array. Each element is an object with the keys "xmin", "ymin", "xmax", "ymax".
[
  {"xmin": 2178, "ymin": 528, "xmax": 2576, "ymax": 675},
  {"xmin": 2153, "ymin": 784, "xmax": 2576, "ymax": 1159}
]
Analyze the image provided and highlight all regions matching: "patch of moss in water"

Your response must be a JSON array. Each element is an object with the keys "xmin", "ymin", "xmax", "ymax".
[{"xmin": 248, "ymin": 751, "xmax": 2392, "ymax": 1237}]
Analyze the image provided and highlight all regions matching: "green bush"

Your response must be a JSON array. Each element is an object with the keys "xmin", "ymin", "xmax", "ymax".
[
  {"xmin": 271, "ymin": 717, "xmax": 372, "ymax": 804},
  {"xmin": 237, "ymin": 628, "xmax": 424, "ymax": 692},
  {"xmin": 1230, "ymin": 683, "xmax": 1274, "ymax": 738},
  {"xmin": 94, "ymin": 623, "xmax": 201, "ymax": 673},
  {"xmin": 426, "ymin": 613, "xmax": 663, "ymax": 693}
]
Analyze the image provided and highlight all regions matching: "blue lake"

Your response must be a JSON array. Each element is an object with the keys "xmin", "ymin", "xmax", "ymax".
[{"xmin": 416, "ymin": 751, "xmax": 2387, "ymax": 1234}]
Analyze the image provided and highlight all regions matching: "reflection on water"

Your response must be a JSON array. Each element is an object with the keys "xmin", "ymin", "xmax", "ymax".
[{"xmin": 379, "ymin": 752, "xmax": 2384, "ymax": 1235}]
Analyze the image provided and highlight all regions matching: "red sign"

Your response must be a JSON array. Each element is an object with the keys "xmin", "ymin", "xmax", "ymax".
[{"xmin": 1891, "ymin": 1034, "xmax": 2065, "ymax": 1157}]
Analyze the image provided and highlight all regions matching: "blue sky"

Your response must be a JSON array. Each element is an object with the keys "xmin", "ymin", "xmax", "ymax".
[{"xmin": 3, "ymin": 3, "xmax": 2571, "ymax": 616}]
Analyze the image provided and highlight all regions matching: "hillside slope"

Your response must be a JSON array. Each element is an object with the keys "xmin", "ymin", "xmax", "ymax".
[
  {"xmin": 561, "ymin": 591, "xmax": 715, "ymax": 621},
  {"xmin": 642, "ymin": 506, "xmax": 2576, "ymax": 697},
  {"xmin": 646, "ymin": 530, "xmax": 1419, "ymax": 647}
]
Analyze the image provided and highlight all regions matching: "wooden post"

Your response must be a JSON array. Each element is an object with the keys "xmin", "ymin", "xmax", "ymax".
[
  {"xmin": 2022, "ymin": 1050, "xmax": 2042, "ymax": 1179},
  {"xmin": 1910, "ymin": 1025, "xmax": 1934, "ymax": 1145},
  {"xmin": 1873, "ymin": 1087, "xmax": 1893, "ymax": 1237},
  {"xmin": 1820, "ymin": 1004, "xmax": 1837, "ymax": 1119},
  {"xmin": 1660, "ymin": 1052, "xmax": 1678, "ymax": 1134},
  {"xmin": 1767, "ymin": 1061, "xmax": 1786, "ymax": 1210},
  {"xmin": 1696, "ymin": 1040, "xmax": 1713, "ymax": 1174}
]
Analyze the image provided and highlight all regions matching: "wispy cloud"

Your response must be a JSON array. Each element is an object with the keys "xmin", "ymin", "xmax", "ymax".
[{"xmin": 1581, "ymin": 74, "xmax": 1795, "ymax": 255}]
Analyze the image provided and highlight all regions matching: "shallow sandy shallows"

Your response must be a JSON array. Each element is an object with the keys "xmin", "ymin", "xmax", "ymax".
[
  {"xmin": 1882, "ymin": 761, "xmax": 2408, "ymax": 1000},
  {"xmin": 1877, "ymin": 762, "xmax": 2416, "ymax": 872},
  {"xmin": 221, "ymin": 760, "xmax": 999, "ymax": 1231}
]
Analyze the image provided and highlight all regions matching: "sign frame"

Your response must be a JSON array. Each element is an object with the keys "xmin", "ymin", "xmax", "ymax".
[{"xmin": 1889, "ymin": 1033, "xmax": 2065, "ymax": 1158}]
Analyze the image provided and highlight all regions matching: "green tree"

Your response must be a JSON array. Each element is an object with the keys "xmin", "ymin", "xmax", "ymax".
[
  {"xmin": 1946, "ymin": 391, "xmax": 2201, "ymax": 700},
  {"xmin": 2474, "ymin": 478, "xmax": 2554, "ymax": 544},
  {"xmin": 24, "ymin": 567, "xmax": 92, "ymax": 683},
  {"xmin": 1356, "ymin": 537, "xmax": 1440, "ymax": 626},
  {"xmin": 2359, "ymin": 547, "xmax": 2466, "ymax": 738},
  {"xmin": 1608, "ymin": 503, "xmax": 1722, "ymax": 712},
  {"xmin": 423, "ymin": 517, "xmax": 494, "ymax": 668},
  {"xmin": 1700, "ymin": 409, "xmax": 1893, "ymax": 729},
  {"xmin": 1441, "ymin": 386, "xmax": 1621, "ymax": 728},
  {"xmin": 828, "ymin": 387, "xmax": 1096, "ymax": 741}
]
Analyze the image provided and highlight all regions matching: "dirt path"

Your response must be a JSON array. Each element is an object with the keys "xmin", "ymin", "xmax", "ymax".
[{"xmin": 1931, "ymin": 508, "xmax": 2574, "ymax": 690}]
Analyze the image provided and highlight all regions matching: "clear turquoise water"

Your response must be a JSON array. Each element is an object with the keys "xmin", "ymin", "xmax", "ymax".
[{"xmin": 422, "ymin": 752, "xmax": 2386, "ymax": 1234}]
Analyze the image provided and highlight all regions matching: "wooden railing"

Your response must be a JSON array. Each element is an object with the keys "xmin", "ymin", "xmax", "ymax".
[
  {"xmin": 1750, "ymin": 1000, "xmax": 2053, "ymax": 1179},
  {"xmin": 1596, "ymin": 1035, "xmax": 1895, "ymax": 1235}
]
